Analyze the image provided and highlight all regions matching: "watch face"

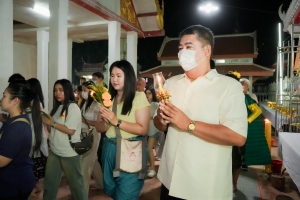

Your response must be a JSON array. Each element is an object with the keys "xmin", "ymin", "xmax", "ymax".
[{"xmin": 189, "ymin": 123, "xmax": 195, "ymax": 130}]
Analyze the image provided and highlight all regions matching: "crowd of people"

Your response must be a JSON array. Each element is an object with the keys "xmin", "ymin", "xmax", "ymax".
[{"xmin": 0, "ymin": 24, "xmax": 271, "ymax": 200}]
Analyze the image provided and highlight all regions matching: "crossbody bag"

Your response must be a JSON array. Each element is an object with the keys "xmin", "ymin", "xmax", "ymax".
[
  {"xmin": 112, "ymin": 95, "xmax": 147, "ymax": 179},
  {"xmin": 64, "ymin": 102, "xmax": 94, "ymax": 155}
]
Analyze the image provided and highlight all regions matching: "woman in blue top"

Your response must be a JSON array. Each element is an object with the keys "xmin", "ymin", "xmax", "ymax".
[{"xmin": 0, "ymin": 82, "xmax": 42, "ymax": 200}]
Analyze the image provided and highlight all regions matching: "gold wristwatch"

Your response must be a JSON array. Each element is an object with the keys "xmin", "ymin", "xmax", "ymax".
[{"xmin": 188, "ymin": 120, "xmax": 196, "ymax": 133}]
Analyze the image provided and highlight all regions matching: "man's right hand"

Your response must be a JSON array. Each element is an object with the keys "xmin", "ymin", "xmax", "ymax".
[{"xmin": 0, "ymin": 113, "xmax": 8, "ymax": 122}]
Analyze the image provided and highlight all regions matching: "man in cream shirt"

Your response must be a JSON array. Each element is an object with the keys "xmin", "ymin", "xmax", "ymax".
[{"xmin": 154, "ymin": 25, "xmax": 247, "ymax": 200}]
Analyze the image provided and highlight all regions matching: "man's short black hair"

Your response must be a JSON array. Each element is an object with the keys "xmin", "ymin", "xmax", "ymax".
[
  {"xmin": 80, "ymin": 77, "xmax": 86, "ymax": 81},
  {"xmin": 179, "ymin": 25, "xmax": 214, "ymax": 51},
  {"xmin": 92, "ymin": 72, "xmax": 104, "ymax": 79},
  {"xmin": 8, "ymin": 73, "xmax": 25, "ymax": 83}
]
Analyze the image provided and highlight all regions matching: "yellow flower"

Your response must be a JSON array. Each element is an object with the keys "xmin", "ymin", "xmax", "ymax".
[{"xmin": 229, "ymin": 71, "xmax": 241, "ymax": 79}]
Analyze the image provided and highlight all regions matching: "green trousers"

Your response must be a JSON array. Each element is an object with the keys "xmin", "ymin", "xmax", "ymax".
[{"xmin": 43, "ymin": 151, "xmax": 88, "ymax": 200}]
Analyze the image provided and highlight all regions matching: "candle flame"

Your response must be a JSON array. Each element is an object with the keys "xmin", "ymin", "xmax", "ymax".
[
  {"xmin": 265, "ymin": 119, "xmax": 270, "ymax": 123},
  {"xmin": 156, "ymin": 74, "xmax": 161, "ymax": 82}
]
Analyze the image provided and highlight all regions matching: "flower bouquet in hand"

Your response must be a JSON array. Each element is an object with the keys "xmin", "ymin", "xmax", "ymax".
[
  {"xmin": 88, "ymin": 83, "xmax": 112, "ymax": 108},
  {"xmin": 87, "ymin": 83, "xmax": 112, "ymax": 125}
]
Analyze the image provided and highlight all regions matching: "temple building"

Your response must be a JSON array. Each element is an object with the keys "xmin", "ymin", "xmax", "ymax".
[{"xmin": 1, "ymin": 0, "xmax": 165, "ymax": 111}]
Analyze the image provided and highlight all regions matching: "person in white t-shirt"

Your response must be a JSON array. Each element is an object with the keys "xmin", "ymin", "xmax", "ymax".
[
  {"xmin": 154, "ymin": 25, "xmax": 247, "ymax": 200},
  {"xmin": 41, "ymin": 79, "xmax": 87, "ymax": 200},
  {"xmin": 80, "ymin": 81, "xmax": 103, "ymax": 194}
]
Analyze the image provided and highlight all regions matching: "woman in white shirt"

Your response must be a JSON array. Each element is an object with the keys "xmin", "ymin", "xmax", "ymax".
[
  {"xmin": 41, "ymin": 79, "xmax": 87, "ymax": 200},
  {"xmin": 80, "ymin": 81, "xmax": 103, "ymax": 194},
  {"xmin": 145, "ymin": 87, "xmax": 160, "ymax": 178}
]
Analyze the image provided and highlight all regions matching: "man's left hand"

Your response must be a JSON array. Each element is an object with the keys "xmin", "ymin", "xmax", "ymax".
[{"xmin": 159, "ymin": 101, "xmax": 190, "ymax": 132}]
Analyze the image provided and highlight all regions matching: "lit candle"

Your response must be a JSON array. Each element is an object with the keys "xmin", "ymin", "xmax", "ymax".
[
  {"xmin": 264, "ymin": 119, "xmax": 272, "ymax": 151},
  {"xmin": 156, "ymin": 75, "xmax": 164, "ymax": 92},
  {"xmin": 264, "ymin": 119, "xmax": 272, "ymax": 173}
]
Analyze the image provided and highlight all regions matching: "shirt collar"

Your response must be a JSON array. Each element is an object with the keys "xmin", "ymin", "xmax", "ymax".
[{"xmin": 176, "ymin": 69, "xmax": 219, "ymax": 81}]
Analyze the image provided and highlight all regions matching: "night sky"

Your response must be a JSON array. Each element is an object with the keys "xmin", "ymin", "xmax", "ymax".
[{"xmin": 73, "ymin": 0, "xmax": 292, "ymax": 82}]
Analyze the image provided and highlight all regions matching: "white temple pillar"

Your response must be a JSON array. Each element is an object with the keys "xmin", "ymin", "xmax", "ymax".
[
  {"xmin": 48, "ymin": 0, "xmax": 68, "ymax": 110},
  {"xmin": 249, "ymin": 76, "xmax": 253, "ymax": 93},
  {"xmin": 0, "ymin": 0, "xmax": 13, "ymax": 94},
  {"xmin": 108, "ymin": 21, "xmax": 121, "ymax": 78},
  {"xmin": 127, "ymin": 31, "xmax": 138, "ymax": 78},
  {"xmin": 37, "ymin": 30, "xmax": 49, "ymax": 112},
  {"xmin": 67, "ymin": 39, "xmax": 73, "ymax": 82}
]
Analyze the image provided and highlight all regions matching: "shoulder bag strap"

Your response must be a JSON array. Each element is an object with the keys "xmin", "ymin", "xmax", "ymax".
[
  {"xmin": 113, "ymin": 95, "xmax": 122, "ymax": 177},
  {"xmin": 10, "ymin": 118, "xmax": 30, "ymax": 125},
  {"xmin": 65, "ymin": 102, "xmax": 75, "ymax": 144},
  {"xmin": 81, "ymin": 110, "xmax": 91, "ymax": 129},
  {"xmin": 112, "ymin": 95, "xmax": 146, "ymax": 179}
]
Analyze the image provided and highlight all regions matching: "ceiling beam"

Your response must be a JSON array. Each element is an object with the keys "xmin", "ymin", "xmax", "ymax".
[
  {"xmin": 70, "ymin": 0, "xmax": 145, "ymax": 37},
  {"xmin": 136, "ymin": 12, "xmax": 158, "ymax": 18},
  {"xmin": 13, "ymin": 21, "xmax": 109, "ymax": 33},
  {"xmin": 143, "ymin": 30, "xmax": 165, "ymax": 37}
]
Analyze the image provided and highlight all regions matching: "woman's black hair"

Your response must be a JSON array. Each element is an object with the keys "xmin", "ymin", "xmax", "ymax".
[
  {"xmin": 8, "ymin": 73, "xmax": 25, "ymax": 83},
  {"xmin": 27, "ymin": 78, "xmax": 45, "ymax": 108},
  {"xmin": 109, "ymin": 60, "xmax": 136, "ymax": 115},
  {"xmin": 6, "ymin": 83, "xmax": 42, "ymax": 151},
  {"xmin": 50, "ymin": 79, "xmax": 75, "ymax": 117},
  {"xmin": 77, "ymin": 85, "xmax": 82, "ymax": 92},
  {"xmin": 145, "ymin": 87, "xmax": 158, "ymax": 103},
  {"xmin": 81, "ymin": 81, "xmax": 95, "ymax": 113}
]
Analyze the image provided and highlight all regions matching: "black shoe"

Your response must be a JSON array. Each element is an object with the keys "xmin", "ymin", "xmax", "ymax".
[{"xmin": 241, "ymin": 164, "xmax": 248, "ymax": 171}]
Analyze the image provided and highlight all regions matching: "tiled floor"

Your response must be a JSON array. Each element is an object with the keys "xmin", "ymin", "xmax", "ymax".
[{"xmin": 31, "ymin": 138, "xmax": 300, "ymax": 200}]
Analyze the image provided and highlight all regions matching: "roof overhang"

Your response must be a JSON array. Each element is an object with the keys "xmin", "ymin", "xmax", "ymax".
[
  {"xmin": 157, "ymin": 32, "xmax": 258, "ymax": 61},
  {"xmin": 140, "ymin": 64, "xmax": 275, "ymax": 78}
]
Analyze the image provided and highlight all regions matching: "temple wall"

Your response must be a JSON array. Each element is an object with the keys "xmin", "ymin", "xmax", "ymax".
[{"xmin": 13, "ymin": 41, "xmax": 37, "ymax": 79}]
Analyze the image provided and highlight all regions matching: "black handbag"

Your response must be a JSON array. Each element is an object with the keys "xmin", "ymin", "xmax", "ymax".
[
  {"xmin": 66, "ymin": 103, "xmax": 94, "ymax": 155},
  {"xmin": 32, "ymin": 151, "xmax": 47, "ymax": 180}
]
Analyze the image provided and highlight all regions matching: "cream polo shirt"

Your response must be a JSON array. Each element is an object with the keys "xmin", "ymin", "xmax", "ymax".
[
  {"xmin": 49, "ymin": 103, "xmax": 81, "ymax": 157},
  {"xmin": 157, "ymin": 69, "xmax": 247, "ymax": 200}
]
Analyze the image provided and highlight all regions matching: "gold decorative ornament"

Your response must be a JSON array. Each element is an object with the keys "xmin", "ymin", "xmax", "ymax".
[
  {"xmin": 120, "ymin": 0, "xmax": 140, "ymax": 28},
  {"xmin": 155, "ymin": 0, "xmax": 164, "ymax": 30}
]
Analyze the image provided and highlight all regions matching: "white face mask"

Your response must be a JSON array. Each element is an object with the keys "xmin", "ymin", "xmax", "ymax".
[
  {"xmin": 81, "ymin": 91, "xmax": 89, "ymax": 100},
  {"xmin": 92, "ymin": 80, "xmax": 97, "ymax": 85},
  {"xmin": 178, "ymin": 48, "xmax": 206, "ymax": 71}
]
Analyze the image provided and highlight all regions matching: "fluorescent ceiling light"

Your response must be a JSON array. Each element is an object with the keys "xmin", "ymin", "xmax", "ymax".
[
  {"xmin": 215, "ymin": 59, "xmax": 225, "ymax": 64},
  {"xmin": 33, "ymin": 4, "xmax": 50, "ymax": 17}
]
